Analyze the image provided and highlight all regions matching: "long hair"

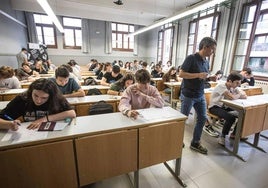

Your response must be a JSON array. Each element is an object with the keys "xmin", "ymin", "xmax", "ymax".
[
  {"xmin": 162, "ymin": 66, "xmax": 177, "ymax": 82},
  {"xmin": 115, "ymin": 73, "xmax": 135, "ymax": 88},
  {"xmin": 22, "ymin": 78, "xmax": 70, "ymax": 114}
]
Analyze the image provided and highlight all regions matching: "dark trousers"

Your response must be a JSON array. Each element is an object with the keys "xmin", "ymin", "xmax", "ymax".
[{"xmin": 209, "ymin": 106, "xmax": 237, "ymax": 136}]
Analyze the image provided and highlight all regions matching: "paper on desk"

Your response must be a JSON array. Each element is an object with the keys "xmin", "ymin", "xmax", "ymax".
[
  {"xmin": 1, "ymin": 126, "xmax": 48, "ymax": 144},
  {"xmin": 53, "ymin": 122, "xmax": 69, "ymax": 131},
  {"xmin": 137, "ymin": 107, "xmax": 177, "ymax": 121}
]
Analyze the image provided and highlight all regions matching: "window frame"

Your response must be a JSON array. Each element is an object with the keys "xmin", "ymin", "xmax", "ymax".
[
  {"xmin": 62, "ymin": 16, "xmax": 82, "ymax": 49},
  {"xmin": 34, "ymin": 13, "xmax": 57, "ymax": 49},
  {"xmin": 157, "ymin": 24, "xmax": 175, "ymax": 64},
  {"xmin": 231, "ymin": 0, "xmax": 268, "ymax": 80},
  {"xmin": 186, "ymin": 7, "xmax": 221, "ymax": 71},
  {"xmin": 112, "ymin": 22, "xmax": 134, "ymax": 52}
]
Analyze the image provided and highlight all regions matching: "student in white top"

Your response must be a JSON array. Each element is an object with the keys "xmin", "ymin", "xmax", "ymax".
[
  {"xmin": 0, "ymin": 66, "xmax": 21, "ymax": 89},
  {"xmin": 208, "ymin": 72, "xmax": 247, "ymax": 146}
]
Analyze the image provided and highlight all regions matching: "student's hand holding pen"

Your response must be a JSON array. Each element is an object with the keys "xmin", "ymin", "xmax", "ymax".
[{"xmin": 9, "ymin": 120, "xmax": 20, "ymax": 131}]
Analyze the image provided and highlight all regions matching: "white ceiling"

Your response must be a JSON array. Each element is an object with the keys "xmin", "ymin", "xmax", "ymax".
[{"xmin": 11, "ymin": 0, "xmax": 202, "ymax": 25}]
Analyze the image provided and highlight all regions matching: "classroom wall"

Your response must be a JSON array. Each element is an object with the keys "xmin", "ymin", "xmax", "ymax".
[
  {"xmin": 47, "ymin": 19, "xmax": 159, "ymax": 66},
  {"xmin": 0, "ymin": 0, "xmax": 28, "ymax": 68}
]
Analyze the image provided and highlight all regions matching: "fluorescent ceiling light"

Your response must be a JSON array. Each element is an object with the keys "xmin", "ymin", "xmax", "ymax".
[
  {"xmin": 37, "ymin": 0, "xmax": 64, "ymax": 33},
  {"xmin": 128, "ymin": 0, "xmax": 227, "ymax": 37}
]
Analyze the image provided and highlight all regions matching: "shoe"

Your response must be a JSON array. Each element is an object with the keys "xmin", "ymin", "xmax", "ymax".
[
  {"xmin": 190, "ymin": 143, "xmax": 208, "ymax": 154},
  {"xmin": 229, "ymin": 133, "xmax": 248, "ymax": 141},
  {"xmin": 218, "ymin": 136, "xmax": 225, "ymax": 146},
  {"xmin": 203, "ymin": 125, "xmax": 219, "ymax": 137}
]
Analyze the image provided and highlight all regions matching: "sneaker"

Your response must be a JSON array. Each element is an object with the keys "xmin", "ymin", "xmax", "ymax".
[
  {"xmin": 190, "ymin": 143, "xmax": 208, "ymax": 154},
  {"xmin": 229, "ymin": 133, "xmax": 248, "ymax": 141},
  {"xmin": 218, "ymin": 136, "xmax": 225, "ymax": 146},
  {"xmin": 203, "ymin": 125, "xmax": 219, "ymax": 137}
]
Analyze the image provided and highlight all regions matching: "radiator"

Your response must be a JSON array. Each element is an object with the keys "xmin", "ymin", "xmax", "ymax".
[{"xmin": 255, "ymin": 80, "xmax": 268, "ymax": 94}]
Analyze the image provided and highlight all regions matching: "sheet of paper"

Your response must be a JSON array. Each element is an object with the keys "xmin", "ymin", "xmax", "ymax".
[
  {"xmin": 1, "ymin": 126, "xmax": 48, "ymax": 144},
  {"xmin": 53, "ymin": 122, "xmax": 69, "ymax": 131},
  {"xmin": 137, "ymin": 107, "xmax": 177, "ymax": 121}
]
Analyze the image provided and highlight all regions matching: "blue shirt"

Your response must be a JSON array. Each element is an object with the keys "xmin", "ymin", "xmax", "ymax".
[
  {"xmin": 50, "ymin": 77, "xmax": 81, "ymax": 95},
  {"xmin": 181, "ymin": 53, "xmax": 209, "ymax": 98}
]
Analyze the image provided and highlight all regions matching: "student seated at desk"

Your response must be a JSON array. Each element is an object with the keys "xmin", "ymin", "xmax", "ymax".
[
  {"xmin": 0, "ymin": 66, "xmax": 21, "ymax": 89},
  {"xmin": 208, "ymin": 72, "xmax": 247, "ymax": 146},
  {"xmin": 240, "ymin": 67, "xmax": 255, "ymax": 86},
  {"xmin": 50, "ymin": 66, "xmax": 85, "ymax": 98},
  {"xmin": 100, "ymin": 65, "xmax": 123, "ymax": 86},
  {"xmin": 15, "ymin": 63, "xmax": 39, "ymax": 82},
  {"xmin": 119, "ymin": 69, "xmax": 165, "ymax": 119},
  {"xmin": 151, "ymin": 64, "xmax": 164, "ymax": 78},
  {"xmin": 162, "ymin": 66, "xmax": 178, "ymax": 94},
  {"xmin": 33, "ymin": 58, "xmax": 48, "ymax": 74},
  {"xmin": 0, "ymin": 78, "xmax": 76, "ymax": 130},
  {"xmin": 107, "ymin": 73, "xmax": 135, "ymax": 96}
]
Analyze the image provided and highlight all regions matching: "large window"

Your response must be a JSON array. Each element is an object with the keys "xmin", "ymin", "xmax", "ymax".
[
  {"xmin": 63, "ymin": 17, "xmax": 82, "ymax": 49},
  {"xmin": 157, "ymin": 23, "xmax": 174, "ymax": 67},
  {"xmin": 233, "ymin": 0, "xmax": 268, "ymax": 79},
  {"xmin": 33, "ymin": 14, "xmax": 57, "ymax": 48},
  {"xmin": 186, "ymin": 7, "xmax": 220, "ymax": 71},
  {"xmin": 112, "ymin": 22, "xmax": 134, "ymax": 52}
]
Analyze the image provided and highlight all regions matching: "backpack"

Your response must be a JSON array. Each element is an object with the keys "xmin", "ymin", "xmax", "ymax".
[
  {"xmin": 89, "ymin": 100, "xmax": 114, "ymax": 115},
  {"xmin": 87, "ymin": 88, "xmax": 102, "ymax": 95},
  {"xmin": 84, "ymin": 77, "xmax": 98, "ymax": 85}
]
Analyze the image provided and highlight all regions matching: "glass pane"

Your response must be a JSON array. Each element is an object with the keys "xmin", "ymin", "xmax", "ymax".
[
  {"xmin": 112, "ymin": 33, "xmax": 116, "ymax": 42},
  {"xmin": 63, "ymin": 17, "xmax": 81, "ymax": 27},
  {"xmin": 117, "ymin": 34, "xmax": 122, "ymax": 48},
  {"xmin": 122, "ymin": 25, "xmax": 128, "ymax": 32},
  {"xmin": 64, "ymin": 29, "xmax": 74, "ymax": 46},
  {"xmin": 197, "ymin": 16, "xmax": 213, "ymax": 43},
  {"xmin": 44, "ymin": 36, "xmax": 55, "ymax": 45},
  {"xmin": 129, "ymin": 41, "xmax": 134, "ymax": 49},
  {"xmin": 235, "ymin": 40, "xmax": 249, "ymax": 55},
  {"xmin": 187, "ymin": 45, "xmax": 194, "ymax": 56},
  {"xmin": 189, "ymin": 22, "xmax": 196, "ymax": 33},
  {"xmin": 255, "ymin": 13, "xmax": 268, "ymax": 34},
  {"xmin": 43, "ymin": 27, "xmax": 55, "ymax": 45},
  {"xmin": 34, "ymin": 14, "xmax": 41, "ymax": 23},
  {"xmin": 232, "ymin": 56, "xmax": 245, "ymax": 70},
  {"xmin": 241, "ymin": 5, "xmax": 256, "ymax": 23},
  {"xmin": 212, "ymin": 30, "xmax": 216, "ymax": 38},
  {"xmin": 250, "ymin": 35, "xmax": 268, "ymax": 56},
  {"xmin": 238, "ymin": 23, "xmax": 252, "ymax": 39},
  {"xmin": 261, "ymin": 0, "xmax": 268, "ymax": 10},
  {"xmin": 248, "ymin": 57, "xmax": 268, "ymax": 76},
  {"xmin": 111, "ymin": 23, "xmax": 116, "ymax": 31},
  {"xmin": 75, "ymin": 30, "xmax": 82, "ymax": 46},
  {"xmin": 188, "ymin": 35, "xmax": 194, "ymax": 44},
  {"xmin": 36, "ymin": 26, "xmax": 42, "ymax": 35},
  {"xmin": 117, "ymin": 24, "xmax": 124, "ymax": 31},
  {"xmin": 129, "ymin": 25, "xmax": 134, "ymax": 32},
  {"xmin": 112, "ymin": 41, "xmax": 116, "ymax": 48},
  {"xmin": 158, "ymin": 41, "xmax": 162, "ymax": 48}
]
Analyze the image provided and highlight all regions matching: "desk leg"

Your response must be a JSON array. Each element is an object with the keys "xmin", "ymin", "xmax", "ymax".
[
  {"xmin": 260, "ymin": 134, "xmax": 268, "ymax": 139},
  {"xmin": 134, "ymin": 170, "xmax": 139, "ymax": 188},
  {"xmin": 163, "ymin": 159, "xmax": 187, "ymax": 187},
  {"xmin": 243, "ymin": 133, "xmax": 267, "ymax": 153}
]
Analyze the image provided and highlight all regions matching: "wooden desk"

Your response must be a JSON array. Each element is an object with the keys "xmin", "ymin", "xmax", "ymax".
[
  {"xmin": 221, "ymin": 94, "xmax": 268, "ymax": 161},
  {"xmin": 81, "ymin": 85, "xmax": 110, "ymax": 94},
  {"xmin": 67, "ymin": 95, "xmax": 121, "ymax": 116},
  {"xmin": 0, "ymin": 89, "xmax": 27, "ymax": 101},
  {"xmin": 0, "ymin": 107, "xmax": 187, "ymax": 188},
  {"xmin": 164, "ymin": 82, "xmax": 181, "ymax": 108}
]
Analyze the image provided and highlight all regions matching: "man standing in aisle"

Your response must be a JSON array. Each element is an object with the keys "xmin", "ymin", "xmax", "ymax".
[
  {"xmin": 179, "ymin": 37, "xmax": 217, "ymax": 154},
  {"xmin": 16, "ymin": 48, "xmax": 29, "ymax": 67}
]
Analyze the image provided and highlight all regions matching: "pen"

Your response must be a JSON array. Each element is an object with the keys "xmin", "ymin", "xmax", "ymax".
[
  {"xmin": 3, "ymin": 114, "xmax": 21, "ymax": 126},
  {"xmin": 45, "ymin": 112, "xmax": 49, "ymax": 122}
]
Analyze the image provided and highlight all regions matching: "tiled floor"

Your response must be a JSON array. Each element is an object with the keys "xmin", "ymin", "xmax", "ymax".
[{"xmin": 83, "ymin": 121, "xmax": 268, "ymax": 188}]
